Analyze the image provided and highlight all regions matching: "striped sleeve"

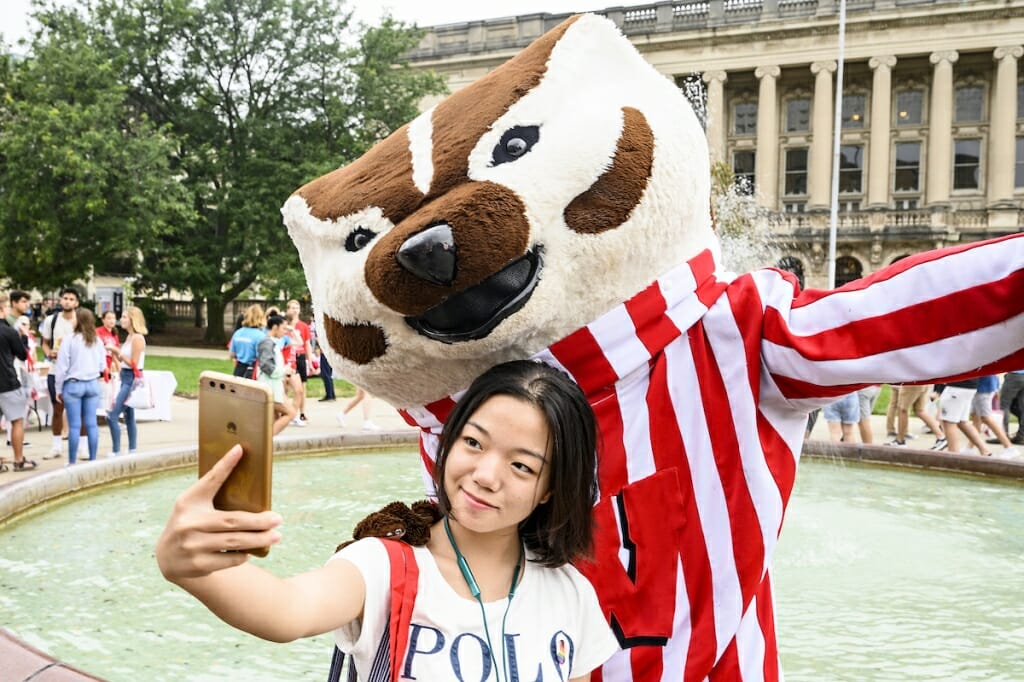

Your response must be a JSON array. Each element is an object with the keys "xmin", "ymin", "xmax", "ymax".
[{"xmin": 758, "ymin": 233, "xmax": 1024, "ymax": 401}]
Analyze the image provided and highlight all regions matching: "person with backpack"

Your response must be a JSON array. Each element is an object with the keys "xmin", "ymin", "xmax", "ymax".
[
  {"xmin": 40, "ymin": 288, "xmax": 79, "ymax": 460},
  {"xmin": 256, "ymin": 314, "xmax": 297, "ymax": 435},
  {"xmin": 155, "ymin": 361, "xmax": 618, "ymax": 681}
]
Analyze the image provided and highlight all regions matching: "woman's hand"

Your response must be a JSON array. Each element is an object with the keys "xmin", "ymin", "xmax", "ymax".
[{"xmin": 156, "ymin": 445, "xmax": 282, "ymax": 584}]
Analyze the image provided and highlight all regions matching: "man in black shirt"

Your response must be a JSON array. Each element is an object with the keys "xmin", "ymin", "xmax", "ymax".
[{"xmin": 0, "ymin": 293, "xmax": 32, "ymax": 471}]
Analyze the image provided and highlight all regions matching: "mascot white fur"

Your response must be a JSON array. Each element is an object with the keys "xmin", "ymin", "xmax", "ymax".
[{"xmin": 284, "ymin": 14, "xmax": 1024, "ymax": 680}]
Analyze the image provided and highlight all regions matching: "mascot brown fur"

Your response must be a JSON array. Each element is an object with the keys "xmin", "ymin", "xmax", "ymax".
[{"xmin": 285, "ymin": 14, "xmax": 1024, "ymax": 680}]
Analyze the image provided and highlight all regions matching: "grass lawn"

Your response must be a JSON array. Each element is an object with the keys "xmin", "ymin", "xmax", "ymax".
[{"xmin": 145, "ymin": 355, "xmax": 356, "ymax": 399}]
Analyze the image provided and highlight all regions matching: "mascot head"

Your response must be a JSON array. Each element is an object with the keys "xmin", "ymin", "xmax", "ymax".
[{"xmin": 283, "ymin": 14, "xmax": 716, "ymax": 407}]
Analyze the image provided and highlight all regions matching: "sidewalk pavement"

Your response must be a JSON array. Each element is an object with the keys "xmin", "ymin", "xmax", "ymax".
[{"xmin": 0, "ymin": 364, "xmax": 414, "ymax": 486}]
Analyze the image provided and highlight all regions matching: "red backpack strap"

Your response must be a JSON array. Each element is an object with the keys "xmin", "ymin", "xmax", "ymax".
[{"xmin": 381, "ymin": 540, "xmax": 418, "ymax": 682}]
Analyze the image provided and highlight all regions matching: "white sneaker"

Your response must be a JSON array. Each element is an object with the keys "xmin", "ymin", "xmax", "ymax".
[
  {"xmin": 336, "ymin": 412, "xmax": 347, "ymax": 429},
  {"xmin": 362, "ymin": 421, "xmax": 381, "ymax": 431},
  {"xmin": 290, "ymin": 417, "xmax": 306, "ymax": 427},
  {"xmin": 999, "ymin": 447, "xmax": 1022, "ymax": 460},
  {"xmin": 44, "ymin": 447, "xmax": 63, "ymax": 460}
]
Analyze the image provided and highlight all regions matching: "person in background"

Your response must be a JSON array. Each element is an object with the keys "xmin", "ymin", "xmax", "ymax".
[
  {"xmin": 310, "ymin": 317, "xmax": 336, "ymax": 402},
  {"xmin": 886, "ymin": 383, "xmax": 943, "ymax": 448},
  {"xmin": 856, "ymin": 385, "xmax": 881, "ymax": 444},
  {"xmin": 998, "ymin": 369, "xmax": 1024, "ymax": 445},
  {"xmin": 285, "ymin": 300, "xmax": 313, "ymax": 423},
  {"xmin": 257, "ymin": 314, "xmax": 297, "ymax": 435},
  {"xmin": 0, "ymin": 294, "xmax": 33, "ymax": 471},
  {"xmin": 40, "ymin": 288, "xmax": 79, "ymax": 460},
  {"xmin": 228, "ymin": 305, "xmax": 265, "ymax": 379},
  {"xmin": 337, "ymin": 386, "xmax": 380, "ymax": 432},
  {"xmin": 6, "ymin": 290, "xmax": 30, "ymax": 327},
  {"xmin": 106, "ymin": 307, "xmax": 148, "ymax": 456},
  {"xmin": 822, "ymin": 392, "xmax": 860, "ymax": 443},
  {"xmin": 971, "ymin": 375, "xmax": 1018, "ymax": 458},
  {"xmin": 97, "ymin": 311, "xmax": 121, "ymax": 408},
  {"xmin": 934, "ymin": 379, "xmax": 991, "ymax": 456},
  {"xmin": 9, "ymin": 315, "xmax": 36, "ymax": 447},
  {"xmin": 884, "ymin": 384, "xmax": 901, "ymax": 441},
  {"xmin": 54, "ymin": 308, "xmax": 106, "ymax": 464}
]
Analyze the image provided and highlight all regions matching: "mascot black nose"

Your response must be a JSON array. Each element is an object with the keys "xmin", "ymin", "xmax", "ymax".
[{"xmin": 396, "ymin": 224, "xmax": 458, "ymax": 286}]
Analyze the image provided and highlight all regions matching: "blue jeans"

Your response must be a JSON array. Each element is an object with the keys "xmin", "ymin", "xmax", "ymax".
[
  {"xmin": 107, "ymin": 368, "xmax": 138, "ymax": 454},
  {"xmin": 64, "ymin": 379, "xmax": 100, "ymax": 464}
]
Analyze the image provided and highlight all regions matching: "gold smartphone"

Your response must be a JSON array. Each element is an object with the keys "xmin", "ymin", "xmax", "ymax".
[{"xmin": 197, "ymin": 371, "xmax": 274, "ymax": 557}]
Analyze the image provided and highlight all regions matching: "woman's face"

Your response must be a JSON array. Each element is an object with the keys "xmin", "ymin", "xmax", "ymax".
[
  {"xmin": 103, "ymin": 312, "xmax": 117, "ymax": 330},
  {"xmin": 443, "ymin": 395, "xmax": 552, "ymax": 537},
  {"xmin": 120, "ymin": 311, "xmax": 131, "ymax": 331}
]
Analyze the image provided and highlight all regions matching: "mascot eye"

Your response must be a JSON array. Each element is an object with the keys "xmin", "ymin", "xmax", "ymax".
[
  {"xmin": 491, "ymin": 126, "xmax": 540, "ymax": 166},
  {"xmin": 345, "ymin": 226, "xmax": 377, "ymax": 252}
]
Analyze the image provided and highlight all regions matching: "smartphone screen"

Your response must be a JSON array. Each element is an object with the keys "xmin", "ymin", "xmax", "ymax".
[{"xmin": 197, "ymin": 371, "xmax": 274, "ymax": 556}]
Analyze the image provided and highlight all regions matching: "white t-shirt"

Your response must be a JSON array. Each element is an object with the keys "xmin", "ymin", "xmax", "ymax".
[
  {"xmin": 40, "ymin": 312, "xmax": 76, "ymax": 352},
  {"xmin": 331, "ymin": 538, "xmax": 619, "ymax": 681}
]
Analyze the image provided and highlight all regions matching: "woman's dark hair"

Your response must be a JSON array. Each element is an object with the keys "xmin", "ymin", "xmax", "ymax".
[
  {"xmin": 434, "ymin": 360, "xmax": 598, "ymax": 568},
  {"xmin": 76, "ymin": 308, "xmax": 97, "ymax": 346},
  {"xmin": 266, "ymin": 314, "xmax": 285, "ymax": 330}
]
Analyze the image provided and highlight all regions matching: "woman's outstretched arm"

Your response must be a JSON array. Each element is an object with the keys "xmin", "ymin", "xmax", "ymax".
[{"xmin": 156, "ymin": 445, "xmax": 367, "ymax": 642}]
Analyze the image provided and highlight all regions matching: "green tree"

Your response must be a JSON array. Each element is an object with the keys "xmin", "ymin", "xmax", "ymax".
[
  {"xmin": 93, "ymin": 0, "xmax": 447, "ymax": 343},
  {"xmin": 0, "ymin": 6, "xmax": 192, "ymax": 291}
]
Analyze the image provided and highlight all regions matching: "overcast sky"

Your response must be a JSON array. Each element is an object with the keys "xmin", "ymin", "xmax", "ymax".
[{"xmin": 1, "ymin": 0, "xmax": 624, "ymax": 49}]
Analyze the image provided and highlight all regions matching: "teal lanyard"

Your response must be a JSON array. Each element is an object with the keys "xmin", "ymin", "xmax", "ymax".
[{"xmin": 443, "ymin": 517, "xmax": 523, "ymax": 682}]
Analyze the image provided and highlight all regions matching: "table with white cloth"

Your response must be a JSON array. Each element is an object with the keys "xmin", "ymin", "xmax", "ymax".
[{"xmin": 32, "ymin": 366, "xmax": 178, "ymax": 423}]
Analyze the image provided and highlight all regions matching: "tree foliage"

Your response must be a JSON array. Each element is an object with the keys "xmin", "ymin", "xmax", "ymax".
[
  {"xmin": 0, "ymin": 5, "xmax": 191, "ymax": 291},
  {"xmin": 91, "ymin": 0, "xmax": 447, "ymax": 341},
  {"xmin": 0, "ymin": 0, "xmax": 446, "ymax": 341}
]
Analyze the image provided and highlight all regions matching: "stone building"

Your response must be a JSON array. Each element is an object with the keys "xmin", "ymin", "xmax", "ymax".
[{"xmin": 405, "ymin": 0, "xmax": 1024, "ymax": 288}]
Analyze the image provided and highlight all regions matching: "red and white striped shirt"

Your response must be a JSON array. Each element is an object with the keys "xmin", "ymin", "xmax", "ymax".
[{"xmin": 399, "ymin": 233, "xmax": 1024, "ymax": 681}]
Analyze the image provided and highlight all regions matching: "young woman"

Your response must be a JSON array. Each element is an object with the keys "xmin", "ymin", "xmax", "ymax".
[
  {"xmin": 256, "ymin": 314, "xmax": 297, "ymax": 435},
  {"xmin": 156, "ymin": 360, "xmax": 618, "ymax": 681},
  {"xmin": 228, "ymin": 305, "xmax": 266, "ymax": 379},
  {"xmin": 106, "ymin": 306, "xmax": 148, "ymax": 456},
  {"xmin": 336, "ymin": 386, "xmax": 380, "ymax": 431},
  {"xmin": 54, "ymin": 308, "xmax": 107, "ymax": 464}
]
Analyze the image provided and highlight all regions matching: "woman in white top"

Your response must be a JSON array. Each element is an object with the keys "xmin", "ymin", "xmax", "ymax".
[
  {"xmin": 106, "ymin": 306, "xmax": 148, "ymax": 455},
  {"xmin": 156, "ymin": 361, "xmax": 619, "ymax": 681},
  {"xmin": 54, "ymin": 309, "xmax": 107, "ymax": 464}
]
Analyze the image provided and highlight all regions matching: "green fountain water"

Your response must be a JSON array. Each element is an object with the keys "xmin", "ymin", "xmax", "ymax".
[{"xmin": 1, "ymin": 451, "xmax": 1022, "ymax": 681}]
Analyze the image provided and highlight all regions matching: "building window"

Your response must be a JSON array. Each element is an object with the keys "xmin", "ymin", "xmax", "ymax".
[
  {"xmin": 785, "ymin": 148, "xmax": 808, "ymax": 195},
  {"xmin": 894, "ymin": 142, "xmax": 921, "ymax": 192},
  {"xmin": 1016, "ymin": 137, "xmax": 1024, "ymax": 189},
  {"xmin": 841, "ymin": 94, "xmax": 866, "ymax": 128},
  {"xmin": 1018, "ymin": 83, "xmax": 1023, "ymax": 120},
  {"xmin": 835, "ymin": 256, "xmax": 863, "ymax": 287},
  {"xmin": 895, "ymin": 89, "xmax": 923, "ymax": 126},
  {"xmin": 786, "ymin": 98, "xmax": 811, "ymax": 132},
  {"xmin": 776, "ymin": 256, "xmax": 805, "ymax": 289},
  {"xmin": 894, "ymin": 197, "xmax": 919, "ymax": 210},
  {"xmin": 839, "ymin": 145, "xmax": 863, "ymax": 193},
  {"xmin": 954, "ymin": 85, "xmax": 984, "ymax": 123},
  {"xmin": 953, "ymin": 138, "xmax": 981, "ymax": 190},
  {"xmin": 734, "ymin": 102, "xmax": 757, "ymax": 135},
  {"xmin": 732, "ymin": 150, "xmax": 755, "ymax": 194}
]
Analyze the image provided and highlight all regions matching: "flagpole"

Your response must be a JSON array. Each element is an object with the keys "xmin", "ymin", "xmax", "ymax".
[{"xmin": 827, "ymin": 0, "xmax": 847, "ymax": 289}]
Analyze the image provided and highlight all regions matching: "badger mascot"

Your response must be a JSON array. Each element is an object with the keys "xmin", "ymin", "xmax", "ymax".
[{"xmin": 283, "ymin": 14, "xmax": 1024, "ymax": 680}]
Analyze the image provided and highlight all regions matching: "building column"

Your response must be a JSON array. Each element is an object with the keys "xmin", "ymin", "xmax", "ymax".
[
  {"xmin": 809, "ymin": 60, "xmax": 837, "ymax": 210},
  {"xmin": 926, "ymin": 50, "xmax": 958, "ymax": 207},
  {"xmin": 755, "ymin": 65, "xmax": 781, "ymax": 210},
  {"xmin": 867, "ymin": 55, "xmax": 897, "ymax": 209},
  {"xmin": 988, "ymin": 46, "xmax": 1023, "ymax": 207},
  {"xmin": 702, "ymin": 70, "xmax": 729, "ymax": 165}
]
